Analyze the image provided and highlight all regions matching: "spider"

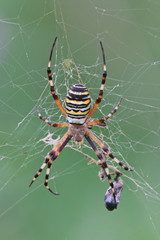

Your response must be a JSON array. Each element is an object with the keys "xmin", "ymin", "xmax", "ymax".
[{"xmin": 29, "ymin": 37, "xmax": 134, "ymax": 206}]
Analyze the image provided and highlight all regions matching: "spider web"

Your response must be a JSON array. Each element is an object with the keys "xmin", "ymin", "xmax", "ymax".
[{"xmin": 0, "ymin": 0, "xmax": 160, "ymax": 239}]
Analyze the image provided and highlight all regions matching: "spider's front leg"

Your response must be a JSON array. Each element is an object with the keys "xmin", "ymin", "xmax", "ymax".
[
  {"xmin": 98, "ymin": 161, "xmax": 122, "ymax": 182},
  {"xmin": 29, "ymin": 131, "xmax": 72, "ymax": 194},
  {"xmin": 86, "ymin": 129, "xmax": 134, "ymax": 172},
  {"xmin": 85, "ymin": 133, "xmax": 117, "ymax": 206}
]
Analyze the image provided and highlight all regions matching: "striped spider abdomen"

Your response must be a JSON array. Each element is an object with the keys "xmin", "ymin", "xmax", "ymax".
[{"xmin": 65, "ymin": 83, "xmax": 91, "ymax": 124}]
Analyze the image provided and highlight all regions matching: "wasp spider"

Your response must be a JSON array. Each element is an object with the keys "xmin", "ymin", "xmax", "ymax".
[{"xmin": 29, "ymin": 37, "xmax": 134, "ymax": 207}]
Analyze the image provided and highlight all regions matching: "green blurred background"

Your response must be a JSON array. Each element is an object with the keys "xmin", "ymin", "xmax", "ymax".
[{"xmin": 1, "ymin": 0, "xmax": 160, "ymax": 239}]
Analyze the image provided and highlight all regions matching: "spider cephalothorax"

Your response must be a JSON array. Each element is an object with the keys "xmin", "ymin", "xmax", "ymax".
[{"xmin": 29, "ymin": 37, "xmax": 134, "ymax": 207}]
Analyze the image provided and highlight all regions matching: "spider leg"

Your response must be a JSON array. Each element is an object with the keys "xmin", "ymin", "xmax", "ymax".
[
  {"xmin": 47, "ymin": 37, "xmax": 67, "ymax": 117},
  {"xmin": 29, "ymin": 155, "xmax": 50, "ymax": 187},
  {"xmin": 87, "ymin": 97, "xmax": 123, "ymax": 127},
  {"xmin": 86, "ymin": 129, "xmax": 134, "ymax": 171},
  {"xmin": 44, "ymin": 160, "xmax": 58, "ymax": 195},
  {"xmin": 29, "ymin": 131, "xmax": 72, "ymax": 190},
  {"xmin": 36, "ymin": 105, "xmax": 69, "ymax": 127},
  {"xmin": 43, "ymin": 131, "xmax": 72, "ymax": 194},
  {"xmin": 85, "ymin": 133, "xmax": 117, "ymax": 205},
  {"xmin": 87, "ymin": 40, "xmax": 107, "ymax": 120}
]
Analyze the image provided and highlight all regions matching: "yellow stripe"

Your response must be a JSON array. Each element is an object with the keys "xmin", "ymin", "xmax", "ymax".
[
  {"xmin": 69, "ymin": 90, "xmax": 89, "ymax": 95},
  {"xmin": 66, "ymin": 98, "xmax": 90, "ymax": 105},
  {"xmin": 66, "ymin": 109, "xmax": 90, "ymax": 115}
]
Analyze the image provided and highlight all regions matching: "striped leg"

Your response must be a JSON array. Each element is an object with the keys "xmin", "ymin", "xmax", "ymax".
[
  {"xmin": 29, "ymin": 131, "xmax": 72, "ymax": 190},
  {"xmin": 87, "ymin": 97, "xmax": 123, "ymax": 127},
  {"xmin": 85, "ymin": 133, "xmax": 117, "ymax": 205},
  {"xmin": 87, "ymin": 40, "xmax": 107, "ymax": 120},
  {"xmin": 47, "ymin": 37, "xmax": 67, "ymax": 117},
  {"xmin": 36, "ymin": 105, "xmax": 69, "ymax": 128},
  {"xmin": 29, "ymin": 155, "xmax": 50, "ymax": 187},
  {"xmin": 86, "ymin": 129, "xmax": 134, "ymax": 171},
  {"xmin": 44, "ymin": 132, "xmax": 72, "ymax": 194}
]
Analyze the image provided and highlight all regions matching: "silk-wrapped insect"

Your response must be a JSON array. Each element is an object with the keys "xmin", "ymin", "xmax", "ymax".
[{"xmin": 104, "ymin": 178, "xmax": 123, "ymax": 211}]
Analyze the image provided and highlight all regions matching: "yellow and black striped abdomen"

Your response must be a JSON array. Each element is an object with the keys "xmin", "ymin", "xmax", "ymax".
[{"xmin": 65, "ymin": 84, "xmax": 91, "ymax": 124}]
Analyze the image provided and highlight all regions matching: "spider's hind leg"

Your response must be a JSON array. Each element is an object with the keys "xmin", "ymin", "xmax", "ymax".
[
  {"xmin": 86, "ymin": 40, "xmax": 107, "ymax": 120},
  {"xmin": 47, "ymin": 37, "xmax": 67, "ymax": 117}
]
